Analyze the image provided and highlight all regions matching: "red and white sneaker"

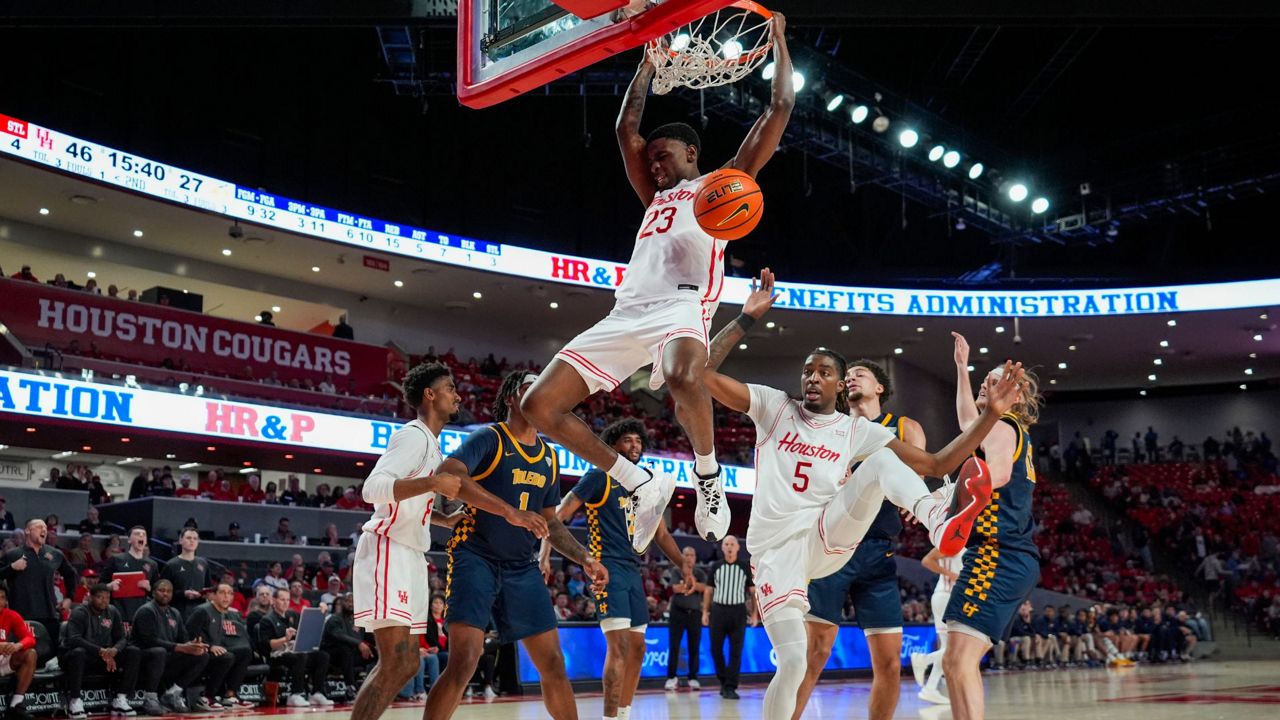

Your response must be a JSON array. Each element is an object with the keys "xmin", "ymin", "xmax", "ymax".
[{"xmin": 933, "ymin": 457, "xmax": 992, "ymax": 556}]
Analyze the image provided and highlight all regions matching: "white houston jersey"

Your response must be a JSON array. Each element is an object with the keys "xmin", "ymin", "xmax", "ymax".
[
  {"xmin": 361, "ymin": 419, "xmax": 442, "ymax": 551},
  {"xmin": 935, "ymin": 552, "xmax": 964, "ymax": 594},
  {"xmin": 745, "ymin": 384, "xmax": 896, "ymax": 551},
  {"xmin": 614, "ymin": 175, "xmax": 728, "ymax": 310}
]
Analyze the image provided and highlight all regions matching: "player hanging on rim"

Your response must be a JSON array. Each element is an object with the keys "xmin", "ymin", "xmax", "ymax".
[
  {"xmin": 540, "ymin": 418, "xmax": 696, "ymax": 720},
  {"xmin": 349, "ymin": 363, "xmax": 549, "ymax": 720},
  {"xmin": 426, "ymin": 371, "xmax": 610, "ymax": 720},
  {"xmin": 793, "ymin": 357, "xmax": 927, "ymax": 720},
  {"xmin": 521, "ymin": 13, "xmax": 795, "ymax": 548},
  {"xmin": 941, "ymin": 333, "xmax": 1043, "ymax": 720},
  {"xmin": 701, "ymin": 282, "xmax": 1027, "ymax": 720}
]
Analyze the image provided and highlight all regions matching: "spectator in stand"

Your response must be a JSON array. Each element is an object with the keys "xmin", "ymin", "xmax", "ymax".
[
  {"xmin": 288, "ymin": 581, "xmax": 312, "ymax": 614},
  {"xmin": 322, "ymin": 595, "xmax": 369, "ymax": 701},
  {"xmin": 319, "ymin": 575, "xmax": 344, "ymax": 606},
  {"xmin": 1131, "ymin": 432, "xmax": 1144, "ymax": 463},
  {"xmin": 331, "ymin": 315, "xmax": 354, "ymax": 340},
  {"xmin": 258, "ymin": 562, "xmax": 289, "ymax": 592},
  {"xmin": 311, "ymin": 553, "xmax": 336, "ymax": 587},
  {"xmin": 132, "ymin": 579, "xmax": 210, "ymax": 714},
  {"xmin": 162, "ymin": 528, "xmax": 215, "ymax": 620},
  {"xmin": 212, "ymin": 478, "xmax": 236, "ymax": 502},
  {"xmin": 186, "ymin": 583, "xmax": 254, "ymax": 711},
  {"xmin": 272, "ymin": 518, "xmax": 298, "ymax": 545},
  {"xmin": 102, "ymin": 526, "xmax": 159, "ymax": 627},
  {"xmin": 220, "ymin": 522, "xmax": 244, "ymax": 543},
  {"xmin": 126, "ymin": 289, "xmax": 138, "ymax": 301},
  {"xmin": 254, "ymin": 588, "xmax": 333, "ymax": 708},
  {"xmin": 245, "ymin": 585, "xmax": 274, "ymax": 630},
  {"xmin": 174, "ymin": 474, "xmax": 200, "ymax": 498},
  {"xmin": 1168, "ymin": 436, "xmax": 1185, "ymax": 461},
  {"xmin": 61, "ymin": 584, "xmax": 144, "ymax": 719},
  {"xmin": 87, "ymin": 475, "xmax": 110, "ymax": 505},
  {"xmin": 101, "ymin": 535, "xmax": 123, "ymax": 565},
  {"xmin": 198, "ymin": 471, "xmax": 218, "ymax": 497},
  {"xmin": 0, "ymin": 586, "xmax": 38, "ymax": 720},
  {"xmin": 1145, "ymin": 427, "xmax": 1159, "ymax": 463},
  {"xmin": 1033, "ymin": 605, "xmax": 1062, "ymax": 668},
  {"xmin": 279, "ymin": 475, "xmax": 308, "ymax": 506},
  {"xmin": 0, "ymin": 518, "xmax": 77, "ymax": 646},
  {"xmin": 335, "ymin": 486, "xmax": 364, "ymax": 510},
  {"xmin": 106, "ymin": 284, "xmax": 120, "ymax": 298},
  {"xmin": 318, "ymin": 375, "xmax": 338, "ymax": 394},
  {"xmin": 257, "ymin": 311, "xmax": 275, "ymax": 327},
  {"xmin": 221, "ymin": 572, "xmax": 249, "ymax": 615},
  {"xmin": 553, "ymin": 592, "xmax": 573, "ymax": 622},
  {"xmin": 78, "ymin": 507, "xmax": 103, "ymax": 535},
  {"xmin": 312, "ymin": 484, "xmax": 336, "ymax": 508},
  {"xmin": 262, "ymin": 481, "xmax": 279, "ymax": 504},
  {"xmin": 321, "ymin": 523, "xmax": 342, "ymax": 547},
  {"xmin": 0, "ymin": 498, "xmax": 13, "ymax": 532},
  {"xmin": 44, "ymin": 514, "xmax": 64, "ymax": 534},
  {"xmin": 239, "ymin": 475, "xmax": 266, "ymax": 504},
  {"xmin": 67, "ymin": 534, "xmax": 97, "ymax": 571},
  {"xmin": 83, "ymin": 278, "xmax": 99, "ymax": 294},
  {"xmin": 10, "ymin": 265, "xmax": 38, "ymax": 282}
]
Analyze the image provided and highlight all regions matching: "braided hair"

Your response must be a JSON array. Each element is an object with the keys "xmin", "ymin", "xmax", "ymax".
[
  {"xmin": 491, "ymin": 370, "xmax": 528, "ymax": 423},
  {"xmin": 807, "ymin": 347, "xmax": 850, "ymax": 415}
]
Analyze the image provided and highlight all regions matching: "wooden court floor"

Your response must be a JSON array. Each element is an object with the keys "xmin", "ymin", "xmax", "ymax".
[{"xmin": 287, "ymin": 659, "xmax": 1280, "ymax": 719}]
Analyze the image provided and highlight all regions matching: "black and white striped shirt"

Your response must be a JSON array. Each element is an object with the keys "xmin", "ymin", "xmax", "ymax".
[{"xmin": 708, "ymin": 559, "xmax": 753, "ymax": 606}]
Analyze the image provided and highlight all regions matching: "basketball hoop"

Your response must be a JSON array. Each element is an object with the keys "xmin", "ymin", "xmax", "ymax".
[{"xmin": 645, "ymin": 1, "xmax": 774, "ymax": 95}]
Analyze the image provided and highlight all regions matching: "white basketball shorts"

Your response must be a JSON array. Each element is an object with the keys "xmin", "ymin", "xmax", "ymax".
[
  {"xmin": 352, "ymin": 531, "xmax": 430, "ymax": 634},
  {"xmin": 932, "ymin": 590, "xmax": 952, "ymax": 633},
  {"xmin": 751, "ymin": 506, "xmax": 861, "ymax": 622},
  {"xmin": 556, "ymin": 297, "xmax": 710, "ymax": 394}
]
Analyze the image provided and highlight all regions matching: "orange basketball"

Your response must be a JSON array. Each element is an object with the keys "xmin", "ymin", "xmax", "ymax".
[{"xmin": 694, "ymin": 169, "xmax": 763, "ymax": 241}]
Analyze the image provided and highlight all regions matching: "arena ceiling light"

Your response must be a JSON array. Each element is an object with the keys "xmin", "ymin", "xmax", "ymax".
[
  {"xmin": 1253, "ymin": 333, "xmax": 1263, "ymax": 341},
  {"xmin": 792, "ymin": 70, "xmax": 806, "ymax": 92},
  {"xmin": 221, "ymin": 248, "xmax": 232, "ymax": 256},
  {"xmin": 850, "ymin": 104, "xmax": 869, "ymax": 124},
  {"xmin": 761, "ymin": 60, "xmax": 775, "ymax": 80},
  {"xmin": 1245, "ymin": 368, "xmax": 1254, "ymax": 375},
  {"xmin": 1167, "ymin": 319, "xmax": 1177, "ymax": 326},
  {"xmin": 311, "ymin": 266, "xmax": 320, "ymax": 272},
  {"xmin": 179, "ymin": 462, "xmax": 200, "ymax": 469},
  {"xmin": 132, "ymin": 229, "xmax": 144, "ymax": 237},
  {"xmin": 872, "ymin": 115, "xmax": 891, "ymax": 133},
  {"xmin": 1153, "ymin": 358, "xmax": 1163, "ymax": 365},
  {"xmin": 893, "ymin": 347, "xmax": 904, "ymax": 354},
  {"xmin": 968, "ymin": 163, "xmax": 985, "ymax": 179},
  {"xmin": 928, "ymin": 145, "xmax": 945, "ymax": 162},
  {"xmin": 1008, "ymin": 183, "xmax": 1029, "ymax": 202},
  {"xmin": 824, "ymin": 92, "xmax": 845, "ymax": 112},
  {"xmin": 840, "ymin": 324, "xmax": 850, "ymax": 332},
  {"xmin": 995, "ymin": 326, "xmax": 1005, "ymax": 333},
  {"xmin": 721, "ymin": 39, "xmax": 744, "ymax": 60},
  {"xmin": 38, "ymin": 207, "xmax": 49, "ymax": 215},
  {"xmin": 394, "ymin": 280, "xmax": 404, "ymax": 287},
  {"xmin": 1159, "ymin": 340, "xmax": 1169, "ymax": 347},
  {"xmin": 1031, "ymin": 197, "xmax": 1050, "ymax": 214},
  {"xmin": 898, "ymin": 129, "xmax": 919, "ymax": 148},
  {"xmin": 942, "ymin": 150, "xmax": 961, "ymax": 168},
  {"xmin": 672, "ymin": 33, "xmax": 692, "ymax": 53},
  {"xmin": 271, "ymin": 305, "xmax": 281, "ymax": 312},
  {"xmin": 1148, "ymin": 374, "xmax": 1158, "ymax": 381}
]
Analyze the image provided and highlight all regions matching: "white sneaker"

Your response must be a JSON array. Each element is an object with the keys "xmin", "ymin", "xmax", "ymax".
[
  {"xmin": 693, "ymin": 467, "xmax": 730, "ymax": 542},
  {"xmin": 309, "ymin": 693, "xmax": 334, "ymax": 707},
  {"xmin": 111, "ymin": 696, "xmax": 138, "ymax": 717},
  {"xmin": 911, "ymin": 652, "xmax": 928, "ymax": 688},
  {"xmin": 628, "ymin": 469, "xmax": 675, "ymax": 553},
  {"xmin": 286, "ymin": 694, "xmax": 311, "ymax": 708},
  {"xmin": 664, "ymin": 678, "xmax": 679, "ymax": 691},
  {"xmin": 688, "ymin": 679, "xmax": 701, "ymax": 690},
  {"xmin": 919, "ymin": 688, "xmax": 950, "ymax": 705},
  {"xmin": 68, "ymin": 700, "xmax": 87, "ymax": 720},
  {"xmin": 482, "ymin": 686, "xmax": 497, "ymax": 700}
]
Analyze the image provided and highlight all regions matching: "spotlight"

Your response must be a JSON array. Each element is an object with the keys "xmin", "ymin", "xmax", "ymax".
[
  {"xmin": 721, "ymin": 39, "xmax": 743, "ymax": 59},
  {"xmin": 761, "ymin": 60, "xmax": 775, "ymax": 80},
  {"xmin": 995, "ymin": 326, "xmax": 1006, "ymax": 333},
  {"xmin": 1153, "ymin": 358, "xmax": 1163, "ymax": 365},
  {"xmin": 393, "ymin": 280, "xmax": 404, "ymax": 287},
  {"xmin": 898, "ymin": 129, "xmax": 919, "ymax": 148},
  {"xmin": 672, "ymin": 33, "xmax": 692, "ymax": 53},
  {"xmin": 840, "ymin": 324, "xmax": 850, "ymax": 332},
  {"xmin": 928, "ymin": 145, "xmax": 945, "ymax": 162},
  {"xmin": 1031, "ymin": 197, "xmax": 1050, "ymax": 214},
  {"xmin": 1167, "ymin": 319, "xmax": 1177, "ymax": 327},
  {"xmin": 942, "ymin": 150, "xmax": 961, "ymax": 168},
  {"xmin": 792, "ymin": 71, "xmax": 805, "ymax": 92},
  {"xmin": 38, "ymin": 208, "xmax": 49, "ymax": 215},
  {"xmin": 1139, "ymin": 390, "xmax": 1148, "ymax": 396},
  {"xmin": 872, "ymin": 115, "xmax": 891, "ymax": 133},
  {"xmin": 893, "ymin": 348, "xmax": 904, "ymax": 355},
  {"xmin": 1245, "ymin": 368, "xmax": 1254, "ymax": 375},
  {"xmin": 221, "ymin": 248, "xmax": 232, "ymax": 256},
  {"xmin": 825, "ymin": 93, "xmax": 844, "ymax": 112},
  {"xmin": 472, "ymin": 291, "xmax": 483, "ymax": 299},
  {"xmin": 1008, "ymin": 183, "xmax": 1029, "ymax": 202},
  {"xmin": 738, "ymin": 343, "xmax": 748, "ymax": 350},
  {"xmin": 968, "ymin": 163, "xmax": 985, "ymax": 179},
  {"xmin": 133, "ymin": 229, "xmax": 144, "ymax": 237},
  {"xmin": 1148, "ymin": 374, "xmax": 1157, "ymax": 381},
  {"xmin": 850, "ymin": 105, "xmax": 869, "ymax": 124},
  {"xmin": 1058, "ymin": 362, "xmax": 1068, "ymax": 370}
]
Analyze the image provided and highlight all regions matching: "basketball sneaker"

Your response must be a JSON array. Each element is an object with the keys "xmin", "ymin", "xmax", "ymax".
[
  {"xmin": 918, "ymin": 688, "xmax": 950, "ymax": 705},
  {"xmin": 664, "ymin": 678, "xmax": 678, "ymax": 691},
  {"xmin": 927, "ymin": 457, "xmax": 993, "ymax": 557},
  {"xmin": 910, "ymin": 652, "xmax": 928, "ymax": 688},
  {"xmin": 693, "ymin": 466, "xmax": 730, "ymax": 542},
  {"xmin": 629, "ymin": 468, "xmax": 676, "ymax": 553}
]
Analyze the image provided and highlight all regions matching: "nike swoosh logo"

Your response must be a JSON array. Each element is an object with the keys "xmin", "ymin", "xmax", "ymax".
[
  {"xmin": 503, "ymin": 452, "xmax": 514, "ymax": 457},
  {"xmin": 716, "ymin": 202, "xmax": 751, "ymax": 226}
]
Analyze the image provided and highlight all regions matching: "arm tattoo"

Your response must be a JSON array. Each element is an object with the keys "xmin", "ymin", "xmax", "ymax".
[
  {"xmin": 546, "ymin": 517, "xmax": 590, "ymax": 565},
  {"xmin": 706, "ymin": 317, "xmax": 748, "ymax": 371},
  {"xmin": 617, "ymin": 66, "xmax": 654, "ymax": 133}
]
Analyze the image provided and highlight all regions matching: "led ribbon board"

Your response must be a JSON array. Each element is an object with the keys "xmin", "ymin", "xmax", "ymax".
[{"xmin": 3, "ymin": 112, "xmax": 1278, "ymax": 315}]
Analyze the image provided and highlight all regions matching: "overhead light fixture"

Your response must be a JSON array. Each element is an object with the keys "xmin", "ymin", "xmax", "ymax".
[
  {"xmin": 1153, "ymin": 358, "xmax": 1163, "ymax": 365},
  {"xmin": 968, "ymin": 163, "xmax": 985, "ymax": 179},
  {"xmin": 1244, "ymin": 368, "xmax": 1254, "ymax": 375},
  {"xmin": 178, "ymin": 462, "xmax": 201, "ymax": 469},
  {"xmin": 120, "ymin": 437, "xmax": 131, "ymax": 443},
  {"xmin": 898, "ymin": 129, "xmax": 919, "ymax": 148},
  {"xmin": 1058, "ymin": 362, "xmax": 1068, "ymax": 370},
  {"xmin": 967, "ymin": 365, "xmax": 975, "ymax": 372},
  {"xmin": 1049, "ymin": 379, "xmax": 1058, "ymax": 385},
  {"xmin": 206, "ymin": 445, "xmax": 216, "ymax": 451},
  {"xmin": 979, "ymin": 347, "xmax": 989, "ymax": 354},
  {"xmin": 133, "ymin": 229, "xmax": 144, "ymax": 237},
  {"xmin": 472, "ymin": 291, "xmax": 483, "ymax": 299},
  {"xmin": 1140, "ymin": 390, "xmax": 1148, "ymax": 396},
  {"xmin": 928, "ymin": 145, "xmax": 945, "ymax": 162},
  {"xmin": 1167, "ymin": 319, "xmax": 1177, "ymax": 327},
  {"xmin": 765, "ymin": 321, "xmax": 776, "ymax": 329},
  {"xmin": 721, "ymin": 39, "xmax": 744, "ymax": 59},
  {"xmin": 1240, "ymin": 384, "xmax": 1248, "ymax": 390},
  {"xmin": 995, "ymin": 326, "xmax": 1005, "ymax": 333},
  {"xmin": 254, "ymin": 314, "xmax": 263, "ymax": 322},
  {"xmin": 824, "ymin": 92, "xmax": 844, "ymax": 112},
  {"xmin": 894, "ymin": 347, "xmax": 904, "ymax": 355},
  {"xmin": 285, "ymin": 454, "xmax": 294, "ymax": 460},
  {"xmin": 52, "ymin": 451, "xmax": 76, "ymax": 459},
  {"xmin": 38, "ymin": 207, "xmax": 49, "ymax": 215},
  {"xmin": 1068, "ymin": 345, "xmax": 1077, "ymax": 351},
  {"xmin": 549, "ymin": 301, "xmax": 559, "ymax": 309},
  {"xmin": 840, "ymin": 324, "xmax": 850, "ymax": 332},
  {"xmin": 25, "ymin": 427, "xmax": 36, "ymax": 433},
  {"xmin": 86, "ymin": 271, "xmax": 97, "ymax": 279},
  {"xmin": 222, "ymin": 248, "xmax": 232, "ymax": 256},
  {"xmin": 761, "ymin": 60, "xmax": 775, "ymax": 80},
  {"xmin": 165, "ymin": 453, "xmax": 177, "ymax": 460},
  {"xmin": 1253, "ymin": 334, "xmax": 1263, "ymax": 341},
  {"xmin": 356, "ymin": 461, "xmax": 366, "ymax": 468},
  {"xmin": 738, "ymin": 343, "xmax": 748, "ymax": 350},
  {"xmin": 792, "ymin": 71, "xmax": 806, "ymax": 92},
  {"xmin": 942, "ymin": 150, "xmax": 961, "ymax": 168},
  {"xmin": 1159, "ymin": 340, "xmax": 1169, "ymax": 347},
  {"xmin": 313, "ymin": 468, "xmax": 324, "ymax": 473},
  {"xmin": 271, "ymin": 305, "xmax": 281, "ymax": 313},
  {"xmin": 872, "ymin": 115, "xmax": 891, "ymax": 134},
  {"xmin": 1148, "ymin": 374, "xmax": 1157, "ymax": 381},
  {"xmin": 1008, "ymin": 184, "xmax": 1029, "ymax": 202},
  {"xmin": 1261, "ymin": 313, "xmax": 1270, "ymax": 320},
  {"xmin": 850, "ymin": 105, "xmax": 869, "ymax": 124},
  {"xmin": 311, "ymin": 266, "xmax": 320, "ymax": 272},
  {"xmin": 1249, "ymin": 352, "xmax": 1257, "ymax": 358},
  {"xmin": 116, "ymin": 457, "xmax": 144, "ymax": 465},
  {"xmin": 82, "ymin": 445, "xmax": 93, "ymax": 451},
  {"xmin": 239, "ymin": 467, "xmax": 259, "ymax": 474},
  {"xmin": 394, "ymin": 280, "xmax": 404, "ymax": 287},
  {"xmin": 1031, "ymin": 197, "xmax": 1050, "ymax": 214},
  {"xmin": 916, "ymin": 327, "xmax": 925, "ymax": 333},
  {"xmin": 672, "ymin": 33, "xmax": 692, "ymax": 53}
]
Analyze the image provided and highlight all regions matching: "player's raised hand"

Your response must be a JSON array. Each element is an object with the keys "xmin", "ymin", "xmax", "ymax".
[
  {"xmin": 584, "ymin": 557, "xmax": 610, "ymax": 595},
  {"xmin": 984, "ymin": 361, "xmax": 1026, "ymax": 416},
  {"xmin": 507, "ymin": 509, "xmax": 549, "ymax": 539},
  {"xmin": 743, "ymin": 267, "xmax": 779, "ymax": 319},
  {"xmin": 952, "ymin": 332, "xmax": 971, "ymax": 368},
  {"xmin": 770, "ymin": 11, "xmax": 787, "ymax": 42}
]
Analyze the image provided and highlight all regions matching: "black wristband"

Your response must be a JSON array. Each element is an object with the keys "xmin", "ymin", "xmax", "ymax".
[{"xmin": 735, "ymin": 314, "xmax": 756, "ymax": 331}]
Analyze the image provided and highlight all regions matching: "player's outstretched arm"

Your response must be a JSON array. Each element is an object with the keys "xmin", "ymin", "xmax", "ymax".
[
  {"xmin": 617, "ymin": 54, "xmax": 659, "ymax": 205},
  {"xmin": 920, "ymin": 548, "xmax": 957, "ymax": 582},
  {"xmin": 707, "ymin": 267, "xmax": 778, "ymax": 371},
  {"xmin": 887, "ymin": 361, "xmax": 1026, "ymax": 477},
  {"xmin": 703, "ymin": 370, "xmax": 751, "ymax": 414},
  {"xmin": 542, "ymin": 508, "xmax": 610, "ymax": 592},
  {"xmin": 726, "ymin": 12, "xmax": 793, "ymax": 178},
  {"xmin": 539, "ymin": 494, "xmax": 585, "ymax": 580},
  {"xmin": 437, "ymin": 458, "xmax": 549, "ymax": 538},
  {"xmin": 952, "ymin": 332, "xmax": 980, "ymax": 430}
]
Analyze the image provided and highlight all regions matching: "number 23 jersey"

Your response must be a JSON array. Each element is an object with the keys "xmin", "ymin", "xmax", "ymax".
[{"xmin": 745, "ymin": 384, "xmax": 896, "ymax": 551}]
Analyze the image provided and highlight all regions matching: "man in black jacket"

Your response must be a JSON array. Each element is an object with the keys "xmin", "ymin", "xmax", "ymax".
[
  {"xmin": 102, "ymin": 526, "xmax": 160, "ymax": 630},
  {"xmin": 255, "ymin": 588, "xmax": 332, "ymax": 708},
  {"xmin": 60, "ymin": 585, "xmax": 142, "ymax": 719},
  {"xmin": 185, "ymin": 583, "xmax": 254, "ymax": 711},
  {"xmin": 321, "ymin": 595, "xmax": 372, "ymax": 700},
  {"xmin": 161, "ymin": 528, "xmax": 214, "ymax": 620},
  {"xmin": 133, "ymin": 579, "xmax": 211, "ymax": 713},
  {"xmin": 0, "ymin": 518, "xmax": 77, "ymax": 648}
]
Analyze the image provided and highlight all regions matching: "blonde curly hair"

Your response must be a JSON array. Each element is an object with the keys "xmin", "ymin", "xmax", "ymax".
[{"xmin": 988, "ymin": 365, "xmax": 1043, "ymax": 427}]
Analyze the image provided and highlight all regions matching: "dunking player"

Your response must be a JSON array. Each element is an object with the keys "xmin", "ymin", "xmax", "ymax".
[
  {"xmin": 702, "ymin": 303, "xmax": 1026, "ymax": 719},
  {"xmin": 426, "ymin": 371, "xmax": 608, "ymax": 720},
  {"xmin": 349, "ymin": 363, "xmax": 548, "ymax": 720},
  {"xmin": 521, "ymin": 13, "xmax": 794, "ymax": 548},
  {"xmin": 540, "ymin": 419, "xmax": 695, "ymax": 720},
  {"xmin": 942, "ymin": 333, "xmax": 1043, "ymax": 720},
  {"xmin": 913, "ymin": 546, "xmax": 963, "ymax": 705},
  {"xmin": 793, "ymin": 359, "xmax": 927, "ymax": 720}
]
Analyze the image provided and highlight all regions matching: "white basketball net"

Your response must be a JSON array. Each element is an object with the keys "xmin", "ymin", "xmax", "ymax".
[{"xmin": 645, "ymin": 2, "xmax": 774, "ymax": 95}]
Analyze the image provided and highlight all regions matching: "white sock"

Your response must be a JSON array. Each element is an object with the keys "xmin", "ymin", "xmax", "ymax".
[
  {"xmin": 618, "ymin": 707, "xmax": 631, "ymax": 720},
  {"xmin": 762, "ymin": 609, "xmax": 808, "ymax": 720},
  {"xmin": 10, "ymin": 695, "xmax": 23, "ymax": 707},
  {"xmin": 694, "ymin": 452, "xmax": 718, "ymax": 477},
  {"xmin": 923, "ymin": 647, "xmax": 946, "ymax": 693},
  {"xmin": 604, "ymin": 716, "xmax": 618, "ymax": 720},
  {"xmin": 610, "ymin": 455, "xmax": 650, "ymax": 492}
]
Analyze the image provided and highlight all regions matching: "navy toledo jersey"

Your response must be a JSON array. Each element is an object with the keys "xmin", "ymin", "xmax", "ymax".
[
  {"xmin": 447, "ymin": 422, "xmax": 560, "ymax": 561},
  {"xmin": 970, "ymin": 414, "xmax": 1039, "ymax": 557},
  {"xmin": 571, "ymin": 469, "xmax": 637, "ymax": 565}
]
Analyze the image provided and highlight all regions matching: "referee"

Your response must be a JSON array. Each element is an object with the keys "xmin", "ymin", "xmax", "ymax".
[{"xmin": 702, "ymin": 535, "xmax": 757, "ymax": 700}]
